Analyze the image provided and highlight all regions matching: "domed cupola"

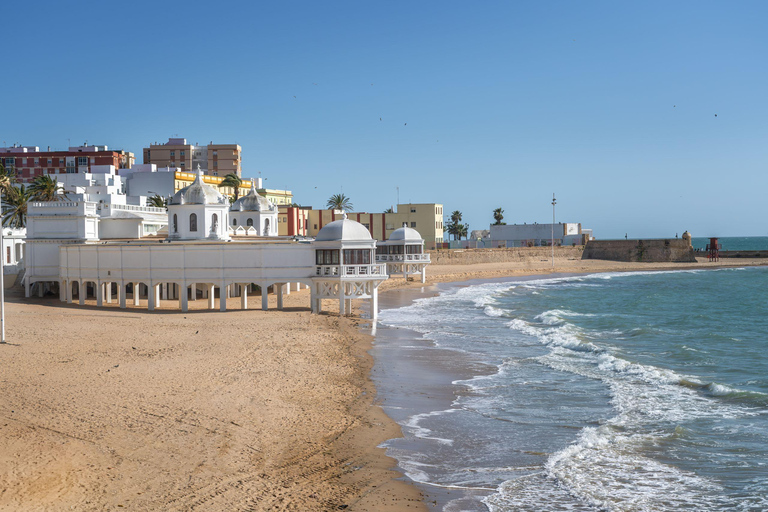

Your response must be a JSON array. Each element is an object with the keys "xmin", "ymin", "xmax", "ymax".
[
  {"xmin": 167, "ymin": 166, "xmax": 231, "ymax": 241},
  {"xmin": 231, "ymin": 180, "xmax": 275, "ymax": 212},
  {"xmin": 170, "ymin": 166, "xmax": 229, "ymax": 206},
  {"xmin": 315, "ymin": 214, "xmax": 373, "ymax": 242},
  {"xmin": 388, "ymin": 225, "xmax": 423, "ymax": 242},
  {"xmin": 228, "ymin": 180, "xmax": 279, "ymax": 237}
]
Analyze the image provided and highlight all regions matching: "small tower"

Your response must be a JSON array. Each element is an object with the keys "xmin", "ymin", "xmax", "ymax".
[
  {"xmin": 229, "ymin": 180, "xmax": 278, "ymax": 236},
  {"xmin": 706, "ymin": 237, "xmax": 720, "ymax": 262},
  {"xmin": 310, "ymin": 213, "xmax": 387, "ymax": 318},
  {"xmin": 167, "ymin": 166, "xmax": 230, "ymax": 241},
  {"xmin": 376, "ymin": 223, "xmax": 430, "ymax": 282}
]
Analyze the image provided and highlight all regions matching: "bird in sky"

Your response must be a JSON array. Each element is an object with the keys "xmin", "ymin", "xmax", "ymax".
[
  {"xmin": 312, "ymin": 83, "xmax": 318, "ymax": 85},
  {"xmin": 715, "ymin": 114, "xmax": 718, "ymax": 117},
  {"xmin": 293, "ymin": 96, "xmax": 296, "ymax": 99},
  {"xmin": 380, "ymin": 117, "xmax": 382, "ymax": 121},
  {"xmin": 404, "ymin": 123, "xmax": 407, "ymax": 126}
]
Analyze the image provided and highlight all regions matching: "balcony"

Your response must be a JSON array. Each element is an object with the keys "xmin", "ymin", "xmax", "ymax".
[
  {"xmin": 375, "ymin": 253, "xmax": 431, "ymax": 263},
  {"xmin": 315, "ymin": 263, "xmax": 387, "ymax": 277}
]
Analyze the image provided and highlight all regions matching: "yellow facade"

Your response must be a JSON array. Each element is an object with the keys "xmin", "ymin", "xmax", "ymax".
[{"xmin": 173, "ymin": 172, "xmax": 293, "ymax": 204}]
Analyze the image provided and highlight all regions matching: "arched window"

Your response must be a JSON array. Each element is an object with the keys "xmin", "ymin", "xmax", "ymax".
[
  {"xmin": 190, "ymin": 213, "xmax": 197, "ymax": 232},
  {"xmin": 173, "ymin": 214, "xmax": 178, "ymax": 233},
  {"xmin": 263, "ymin": 218, "xmax": 270, "ymax": 236},
  {"xmin": 232, "ymin": 217, "xmax": 237, "ymax": 226},
  {"xmin": 246, "ymin": 218, "xmax": 254, "ymax": 227},
  {"xmin": 211, "ymin": 213, "xmax": 218, "ymax": 233}
]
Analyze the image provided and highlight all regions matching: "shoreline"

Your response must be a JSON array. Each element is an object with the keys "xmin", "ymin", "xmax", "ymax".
[
  {"xmin": 0, "ymin": 257, "xmax": 764, "ymax": 511},
  {"xmin": 369, "ymin": 256, "xmax": 768, "ymax": 510}
]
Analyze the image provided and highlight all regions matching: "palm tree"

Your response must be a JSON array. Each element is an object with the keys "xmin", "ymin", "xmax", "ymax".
[
  {"xmin": 0, "ymin": 163, "xmax": 15, "ymax": 193},
  {"xmin": 2, "ymin": 184, "xmax": 32, "ymax": 228},
  {"xmin": 446, "ymin": 210, "xmax": 469, "ymax": 240},
  {"xmin": 218, "ymin": 173, "xmax": 243, "ymax": 200},
  {"xmin": 148, "ymin": 195, "xmax": 167, "ymax": 209},
  {"xmin": 29, "ymin": 175, "xmax": 66, "ymax": 201},
  {"xmin": 326, "ymin": 193, "xmax": 353, "ymax": 211},
  {"xmin": 383, "ymin": 206, "xmax": 394, "ymax": 213},
  {"xmin": 493, "ymin": 207, "xmax": 505, "ymax": 225}
]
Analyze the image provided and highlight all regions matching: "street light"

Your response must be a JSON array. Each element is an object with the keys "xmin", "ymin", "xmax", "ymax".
[
  {"xmin": 0, "ymin": 187, "xmax": 6, "ymax": 343},
  {"xmin": 551, "ymin": 193, "xmax": 556, "ymax": 268}
]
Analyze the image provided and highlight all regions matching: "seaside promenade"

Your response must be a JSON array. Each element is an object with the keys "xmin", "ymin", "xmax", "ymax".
[{"xmin": 0, "ymin": 253, "xmax": 764, "ymax": 511}]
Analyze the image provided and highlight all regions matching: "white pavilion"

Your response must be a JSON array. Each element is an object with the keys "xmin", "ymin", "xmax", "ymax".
[
  {"xmin": 23, "ymin": 169, "xmax": 406, "ymax": 318},
  {"xmin": 375, "ymin": 225, "xmax": 431, "ymax": 282}
]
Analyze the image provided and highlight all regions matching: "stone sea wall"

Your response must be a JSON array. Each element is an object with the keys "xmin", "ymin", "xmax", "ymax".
[
  {"xmin": 428, "ymin": 246, "xmax": 584, "ymax": 265},
  {"xmin": 582, "ymin": 239, "xmax": 695, "ymax": 262}
]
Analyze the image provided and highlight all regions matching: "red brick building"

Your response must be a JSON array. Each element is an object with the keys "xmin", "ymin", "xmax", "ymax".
[{"xmin": 1, "ymin": 144, "xmax": 134, "ymax": 183}]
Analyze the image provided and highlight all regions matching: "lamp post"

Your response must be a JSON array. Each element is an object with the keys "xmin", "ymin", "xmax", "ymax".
[
  {"xmin": 551, "ymin": 193, "xmax": 556, "ymax": 268},
  {"xmin": 0, "ymin": 187, "xmax": 6, "ymax": 343}
]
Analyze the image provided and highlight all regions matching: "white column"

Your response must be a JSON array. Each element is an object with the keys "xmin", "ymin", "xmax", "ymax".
[
  {"xmin": 284, "ymin": 283, "xmax": 290, "ymax": 296},
  {"xmin": 106, "ymin": 282, "xmax": 112, "ymax": 303},
  {"xmin": 421, "ymin": 267, "xmax": 426, "ymax": 283},
  {"xmin": 277, "ymin": 284, "xmax": 284, "ymax": 310},
  {"xmin": 190, "ymin": 282, "xmax": 197, "ymax": 301},
  {"xmin": 59, "ymin": 280, "xmax": 67, "ymax": 302},
  {"xmin": 372, "ymin": 287, "xmax": 379, "ymax": 320},
  {"xmin": 96, "ymin": 282, "xmax": 104, "ymax": 307},
  {"xmin": 133, "ymin": 283, "xmax": 140, "ymax": 306},
  {"xmin": 345, "ymin": 298, "xmax": 352, "ymax": 314},
  {"xmin": 67, "ymin": 281, "xmax": 73, "ymax": 304},
  {"xmin": 208, "ymin": 284, "xmax": 215, "ymax": 310},
  {"xmin": 119, "ymin": 282, "xmax": 126, "ymax": 309},
  {"xmin": 220, "ymin": 282, "xmax": 227, "ymax": 312},
  {"xmin": 148, "ymin": 284, "xmax": 156, "ymax": 311},
  {"xmin": 240, "ymin": 284, "xmax": 248, "ymax": 310},
  {"xmin": 38, "ymin": 283, "xmax": 44, "ymax": 298},
  {"xmin": 339, "ymin": 288, "xmax": 345, "ymax": 316},
  {"xmin": 24, "ymin": 277, "xmax": 30, "ymax": 298},
  {"xmin": 180, "ymin": 283, "xmax": 188, "ymax": 312},
  {"xmin": 160, "ymin": 283, "xmax": 166, "ymax": 300},
  {"xmin": 79, "ymin": 281, "xmax": 85, "ymax": 306},
  {"xmin": 261, "ymin": 284, "xmax": 268, "ymax": 311},
  {"xmin": 226, "ymin": 285, "xmax": 231, "ymax": 298}
]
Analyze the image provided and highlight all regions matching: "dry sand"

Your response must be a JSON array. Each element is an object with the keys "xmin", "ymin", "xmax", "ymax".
[{"xmin": 0, "ymin": 255, "xmax": 764, "ymax": 511}]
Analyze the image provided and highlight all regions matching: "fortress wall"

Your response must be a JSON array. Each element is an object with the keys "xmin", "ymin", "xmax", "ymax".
[
  {"xmin": 582, "ymin": 239, "xmax": 695, "ymax": 262},
  {"xmin": 428, "ymin": 246, "xmax": 584, "ymax": 265}
]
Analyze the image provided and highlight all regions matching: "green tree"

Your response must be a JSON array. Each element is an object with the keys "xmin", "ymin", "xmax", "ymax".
[
  {"xmin": 148, "ymin": 195, "xmax": 168, "ymax": 209},
  {"xmin": 218, "ymin": 173, "xmax": 243, "ymax": 200},
  {"xmin": 2, "ymin": 184, "xmax": 32, "ymax": 228},
  {"xmin": 493, "ymin": 207, "xmax": 505, "ymax": 225},
  {"xmin": 445, "ymin": 210, "xmax": 469, "ymax": 240},
  {"xmin": 326, "ymin": 193, "xmax": 353, "ymax": 211},
  {"xmin": 29, "ymin": 175, "xmax": 66, "ymax": 201},
  {"xmin": 0, "ymin": 163, "xmax": 15, "ymax": 193}
]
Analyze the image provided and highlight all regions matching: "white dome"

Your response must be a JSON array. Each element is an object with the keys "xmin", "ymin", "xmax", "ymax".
[
  {"xmin": 316, "ymin": 219, "xmax": 372, "ymax": 241},
  {"xmin": 231, "ymin": 181, "xmax": 275, "ymax": 212},
  {"xmin": 388, "ymin": 226, "xmax": 423, "ymax": 241},
  {"xmin": 170, "ymin": 167, "xmax": 228, "ymax": 205}
]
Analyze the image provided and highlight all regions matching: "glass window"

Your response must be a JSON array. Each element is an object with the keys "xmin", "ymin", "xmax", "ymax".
[
  {"xmin": 343, "ymin": 249, "xmax": 371, "ymax": 265},
  {"xmin": 315, "ymin": 249, "xmax": 339, "ymax": 265},
  {"xmin": 247, "ymin": 218, "xmax": 253, "ymax": 227},
  {"xmin": 211, "ymin": 213, "xmax": 218, "ymax": 232},
  {"xmin": 170, "ymin": 151, "xmax": 175, "ymax": 156},
  {"xmin": 173, "ymin": 214, "xmax": 178, "ymax": 233},
  {"xmin": 77, "ymin": 156, "xmax": 87, "ymax": 166},
  {"xmin": 190, "ymin": 213, "xmax": 197, "ymax": 232},
  {"xmin": 411, "ymin": 222, "xmax": 416, "ymax": 228},
  {"xmin": 232, "ymin": 217, "xmax": 237, "ymax": 226}
]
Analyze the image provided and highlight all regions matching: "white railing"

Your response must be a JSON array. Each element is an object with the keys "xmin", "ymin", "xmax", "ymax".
[
  {"xmin": 375, "ymin": 253, "xmax": 431, "ymax": 262},
  {"xmin": 315, "ymin": 263, "xmax": 387, "ymax": 277},
  {"xmin": 103, "ymin": 203, "xmax": 166, "ymax": 214}
]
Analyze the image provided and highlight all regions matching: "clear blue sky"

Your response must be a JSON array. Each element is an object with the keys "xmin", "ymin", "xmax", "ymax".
[{"xmin": 4, "ymin": 1, "xmax": 767, "ymax": 238}]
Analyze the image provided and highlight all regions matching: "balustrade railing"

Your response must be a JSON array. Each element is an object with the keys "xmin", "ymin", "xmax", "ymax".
[
  {"xmin": 315, "ymin": 263, "xmax": 387, "ymax": 277},
  {"xmin": 375, "ymin": 253, "xmax": 431, "ymax": 262}
]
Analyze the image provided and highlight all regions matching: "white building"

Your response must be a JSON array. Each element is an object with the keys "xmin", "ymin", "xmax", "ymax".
[
  {"xmin": 230, "ymin": 181, "xmax": 278, "ymax": 237},
  {"xmin": 22, "ymin": 170, "xmax": 410, "ymax": 318},
  {"xmin": 489, "ymin": 222, "xmax": 589, "ymax": 247},
  {"xmin": 376, "ymin": 225, "xmax": 430, "ymax": 282}
]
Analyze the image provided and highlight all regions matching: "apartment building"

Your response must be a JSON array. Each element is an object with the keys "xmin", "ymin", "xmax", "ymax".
[
  {"xmin": 142, "ymin": 138, "xmax": 242, "ymax": 177},
  {"xmin": 0, "ymin": 144, "xmax": 134, "ymax": 183},
  {"xmin": 278, "ymin": 203, "xmax": 445, "ymax": 247}
]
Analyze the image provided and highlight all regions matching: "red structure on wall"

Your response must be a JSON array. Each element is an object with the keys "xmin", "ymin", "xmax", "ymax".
[{"xmin": 706, "ymin": 237, "xmax": 720, "ymax": 262}]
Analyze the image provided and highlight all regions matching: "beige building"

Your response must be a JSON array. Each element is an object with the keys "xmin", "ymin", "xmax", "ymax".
[
  {"xmin": 143, "ymin": 138, "xmax": 242, "ymax": 177},
  {"xmin": 279, "ymin": 203, "xmax": 444, "ymax": 247}
]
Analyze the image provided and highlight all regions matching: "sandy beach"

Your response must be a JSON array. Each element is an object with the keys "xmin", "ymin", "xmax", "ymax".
[{"xmin": 0, "ymin": 255, "xmax": 764, "ymax": 511}]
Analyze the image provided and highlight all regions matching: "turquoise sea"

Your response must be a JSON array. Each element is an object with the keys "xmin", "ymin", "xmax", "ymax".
[
  {"xmin": 373, "ymin": 267, "xmax": 768, "ymax": 511},
  {"xmin": 691, "ymin": 236, "xmax": 768, "ymax": 251}
]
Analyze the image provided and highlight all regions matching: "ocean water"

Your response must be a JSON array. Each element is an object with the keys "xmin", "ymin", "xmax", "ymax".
[
  {"xmin": 373, "ymin": 267, "xmax": 768, "ymax": 511},
  {"xmin": 691, "ymin": 236, "xmax": 768, "ymax": 251}
]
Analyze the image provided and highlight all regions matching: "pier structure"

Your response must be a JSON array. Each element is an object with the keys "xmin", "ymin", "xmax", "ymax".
[{"xmin": 375, "ymin": 225, "xmax": 430, "ymax": 282}]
